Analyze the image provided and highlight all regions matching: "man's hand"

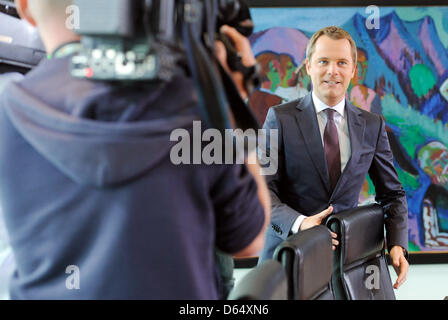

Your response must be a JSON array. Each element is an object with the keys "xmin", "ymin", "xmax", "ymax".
[
  {"xmin": 214, "ymin": 25, "xmax": 257, "ymax": 100},
  {"xmin": 299, "ymin": 206, "xmax": 339, "ymax": 250},
  {"xmin": 389, "ymin": 245, "xmax": 409, "ymax": 289}
]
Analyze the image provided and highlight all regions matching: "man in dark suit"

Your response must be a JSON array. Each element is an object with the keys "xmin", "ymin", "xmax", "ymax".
[{"xmin": 258, "ymin": 26, "xmax": 408, "ymax": 289}]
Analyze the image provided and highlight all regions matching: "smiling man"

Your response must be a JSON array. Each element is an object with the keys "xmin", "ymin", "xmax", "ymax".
[{"xmin": 258, "ymin": 26, "xmax": 409, "ymax": 292}]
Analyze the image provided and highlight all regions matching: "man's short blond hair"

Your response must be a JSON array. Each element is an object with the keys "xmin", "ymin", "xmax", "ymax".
[{"xmin": 306, "ymin": 26, "xmax": 357, "ymax": 65}]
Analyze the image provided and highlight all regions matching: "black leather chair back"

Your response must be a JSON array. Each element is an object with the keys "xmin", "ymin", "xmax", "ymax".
[
  {"xmin": 227, "ymin": 260, "xmax": 287, "ymax": 300},
  {"xmin": 274, "ymin": 225, "xmax": 334, "ymax": 300},
  {"xmin": 326, "ymin": 204, "xmax": 396, "ymax": 300}
]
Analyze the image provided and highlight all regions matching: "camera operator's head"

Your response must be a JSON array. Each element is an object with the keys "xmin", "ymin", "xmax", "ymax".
[{"xmin": 14, "ymin": 0, "xmax": 80, "ymax": 53}]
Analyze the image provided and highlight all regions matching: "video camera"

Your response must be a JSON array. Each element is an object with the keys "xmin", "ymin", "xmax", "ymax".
[
  {"xmin": 1, "ymin": 0, "xmax": 259, "ymax": 132},
  {"xmin": 71, "ymin": 0, "xmax": 259, "ymax": 132},
  {"xmin": 71, "ymin": 0, "xmax": 255, "ymax": 82}
]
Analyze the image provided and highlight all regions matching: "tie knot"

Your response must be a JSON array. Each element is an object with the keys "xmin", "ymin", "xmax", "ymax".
[{"xmin": 325, "ymin": 108, "xmax": 337, "ymax": 120}]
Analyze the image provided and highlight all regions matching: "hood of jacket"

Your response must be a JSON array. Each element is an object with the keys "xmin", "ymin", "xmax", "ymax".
[{"xmin": 1, "ymin": 57, "xmax": 198, "ymax": 187}]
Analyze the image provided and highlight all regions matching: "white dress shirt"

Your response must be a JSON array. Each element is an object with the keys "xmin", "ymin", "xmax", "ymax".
[{"xmin": 290, "ymin": 92, "xmax": 352, "ymax": 233}]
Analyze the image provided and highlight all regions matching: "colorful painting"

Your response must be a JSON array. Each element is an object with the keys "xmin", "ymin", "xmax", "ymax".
[{"xmin": 248, "ymin": 6, "xmax": 448, "ymax": 252}]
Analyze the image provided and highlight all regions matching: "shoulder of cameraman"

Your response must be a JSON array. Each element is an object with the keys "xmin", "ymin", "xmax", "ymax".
[{"xmin": 209, "ymin": 158, "xmax": 269, "ymax": 258}]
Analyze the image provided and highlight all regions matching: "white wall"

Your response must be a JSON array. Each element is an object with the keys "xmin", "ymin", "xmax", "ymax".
[{"xmin": 233, "ymin": 264, "xmax": 448, "ymax": 300}]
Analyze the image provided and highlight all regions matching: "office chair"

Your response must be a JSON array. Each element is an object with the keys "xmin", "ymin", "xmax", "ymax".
[
  {"xmin": 327, "ymin": 204, "xmax": 396, "ymax": 300},
  {"xmin": 227, "ymin": 259, "xmax": 287, "ymax": 300},
  {"xmin": 274, "ymin": 225, "xmax": 334, "ymax": 300}
]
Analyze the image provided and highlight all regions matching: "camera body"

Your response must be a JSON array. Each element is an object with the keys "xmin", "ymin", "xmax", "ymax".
[
  {"xmin": 0, "ymin": 0, "xmax": 258, "ymax": 131},
  {"xmin": 71, "ymin": 0, "xmax": 252, "ymax": 82},
  {"xmin": 71, "ymin": 0, "xmax": 183, "ymax": 81}
]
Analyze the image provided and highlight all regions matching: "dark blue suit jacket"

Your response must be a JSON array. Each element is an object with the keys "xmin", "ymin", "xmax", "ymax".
[{"xmin": 258, "ymin": 93, "xmax": 408, "ymax": 261}]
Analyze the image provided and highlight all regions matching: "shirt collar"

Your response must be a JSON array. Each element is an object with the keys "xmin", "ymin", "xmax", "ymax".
[{"xmin": 312, "ymin": 91, "xmax": 346, "ymax": 118}]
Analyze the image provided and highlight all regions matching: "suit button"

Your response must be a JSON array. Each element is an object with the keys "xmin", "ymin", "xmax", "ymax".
[{"xmin": 271, "ymin": 223, "xmax": 283, "ymax": 235}]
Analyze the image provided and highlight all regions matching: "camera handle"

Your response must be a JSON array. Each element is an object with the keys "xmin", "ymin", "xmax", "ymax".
[{"xmin": 183, "ymin": 0, "xmax": 259, "ymax": 135}]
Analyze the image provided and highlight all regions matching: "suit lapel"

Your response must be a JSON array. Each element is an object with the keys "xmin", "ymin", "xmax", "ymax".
[
  {"xmin": 332, "ymin": 102, "xmax": 366, "ymax": 197},
  {"xmin": 295, "ymin": 94, "xmax": 331, "ymax": 194}
]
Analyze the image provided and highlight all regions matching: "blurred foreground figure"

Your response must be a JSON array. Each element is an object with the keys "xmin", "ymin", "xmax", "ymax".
[{"xmin": 0, "ymin": 0, "xmax": 269, "ymax": 299}]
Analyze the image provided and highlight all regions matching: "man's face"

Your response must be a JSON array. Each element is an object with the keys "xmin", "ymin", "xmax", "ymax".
[{"xmin": 306, "ymin": 35, "xmax": 355, "ymax": 107}]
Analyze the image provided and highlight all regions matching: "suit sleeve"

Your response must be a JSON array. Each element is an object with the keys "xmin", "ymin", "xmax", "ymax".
[
  {"xmin": 368, "ymin": 117, "xmax": 408, "ymax": 252},
  {"xmin": 258, "ymin": 107, "xmax": 305, "ymax": 239}
]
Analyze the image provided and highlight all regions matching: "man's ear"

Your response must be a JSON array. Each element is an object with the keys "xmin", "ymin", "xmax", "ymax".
[
  {"xmin": 14, "ymin": 0, "xmax": 37, "ymax": 27},
  {"xmin": 305, "ymin": 58, "xmax": 311, "ymax": 75},
  {"xmin": 350, "ymin": 62, "xmax": 356, "ymax": 80}
]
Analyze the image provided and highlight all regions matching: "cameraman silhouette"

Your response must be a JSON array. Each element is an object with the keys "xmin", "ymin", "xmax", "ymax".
[{"xmin": 0, "ymin": 0, "xmax": 269, "ymax": 299}]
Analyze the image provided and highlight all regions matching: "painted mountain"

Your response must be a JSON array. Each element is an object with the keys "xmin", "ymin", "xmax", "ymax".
[{"xmin": 249, "ymin": 9, "xmax": 448, "ymax": 251}]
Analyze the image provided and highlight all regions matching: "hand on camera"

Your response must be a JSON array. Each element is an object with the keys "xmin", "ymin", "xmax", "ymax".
[{"xmin": 214, "ymin": 25, "xmax": 257, "ymax": 100}]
